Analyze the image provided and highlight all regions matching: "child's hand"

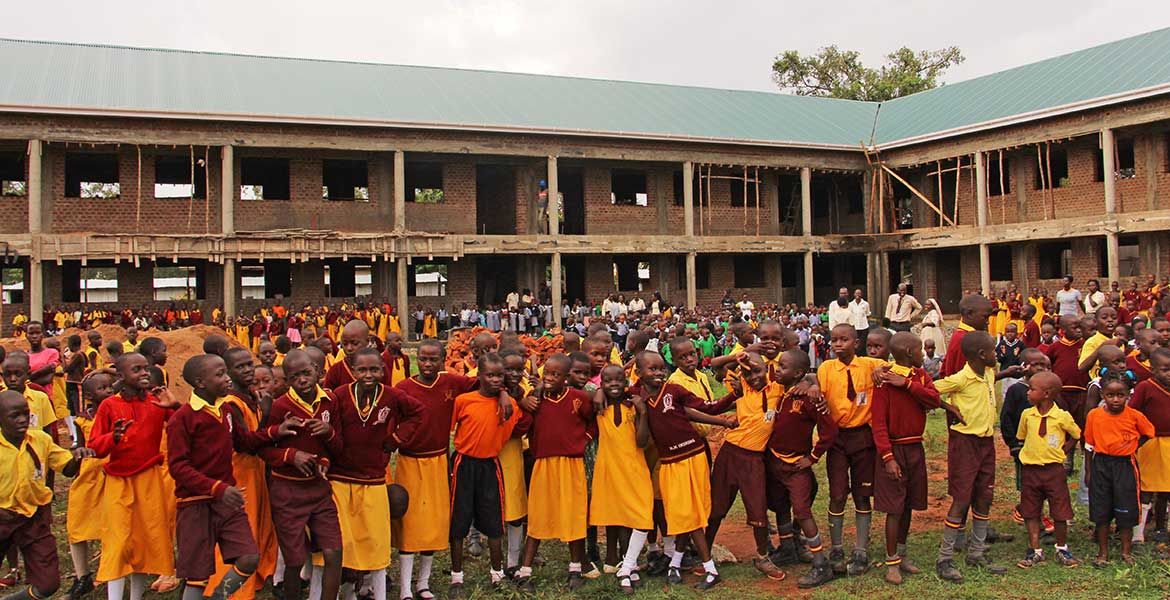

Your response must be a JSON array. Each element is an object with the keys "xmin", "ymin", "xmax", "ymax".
[
  {"xmin": 795, "ymin": 455, "xmax": 814, "ymax": 470},
  {"xmin": 276, "ymin": 418, "xmax": 301, "ymax": 438},
  {"xmin": 112, "ymin": 418, "xmax": 134, "ymax": 443},
  {"xmin": 630, "ymin": 393, "xmax": 646, "ymax": 413},
  {"xmin": 496, "ymin": 391, "xmax": 514, "ymax": 423},
  {"xmin": 727, "ymin": 377, "xmax": 743, "ymax": 396},
  {"xmin": 881, "ymin": 370, "xmax": 908, "ymax": 388},
  {"xmin": 722, "ymin": 417, "xmax": 738, "ymax": 429},
  {"xmin": 290, "ymin": 451, "xmax": 318, "ymax": 477},
  {"xmin": 304, "ymin": 418, "xmax": 332, "ymax": 438},
  {"xmin": 223, "ymin": 486, "xmax": 246, "ymax": 511},
  {"xmin": 871, "ymin": 365, "xmax": 891, "ymax": 387},
  {"xmin": 942, "ymin": 403, "xmax": 965, "ymax": 425},
  {"xmin": 152, "ymin": 388, "xmax": 181, "ymax": 409},
  {"xmin": 71, "ymin": 447, "xmax": 96, "ymax": 460},
  {"xmin": 883, "ymin": 459, "xmax": 902, "ymax": 481},
  {"xmin": 519, "ymin": 394, "xmax": 540, "ymax": 413}
]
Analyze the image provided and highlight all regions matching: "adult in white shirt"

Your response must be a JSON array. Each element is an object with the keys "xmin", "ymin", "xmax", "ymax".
[
  {"xmin": 736, "ymin": 294, "xmax": 755, "ymax": 319},
  {"xmin": 884, "ymin": 283, "xmax": 922, "ymax": 332},
  {"xmin": 850, "ymin": 288, "xmax": 871, "ymax": 338},
  {"xmin": 827, "ymin": 287, "xmax": 853, "ymax": 329},
  {"xmin": 506, "ymin": 290, "xmax": 520, "ymax": 310},
  {"xmin": 628, "ymin": 293, "xmax": 646, "ymax": 314},
  {"xmin": 1082, "ymin": 278, "xmax": 1106, "ymax": 315},
  {"xmin": 1054, "ymin": 276, "xmax": 1082, "ymax": 317}
]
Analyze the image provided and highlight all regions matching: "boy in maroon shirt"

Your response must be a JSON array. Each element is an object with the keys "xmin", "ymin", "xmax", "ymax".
[
  {"xmin": 871, "ymin": 332, "xmax": 941, "ymax": 585},
  {"xmin": 259, "ymin": 349, "xmax": 344, "ymax": 600},
  {"xmin": 765, "ymin": 350, "xmax": 837, "ymax": 588},
  {"xmin": 323, "ymin": 320, "xmax": 391, "ymax": 391},
  {"xmin": 514, "ymin": 354, "xmax": 595, "ymax": 591},
  {"xmin": 942, "ymin": 295, "xmax": 994, "ymax": 378},
  {"xmin": 1045, "ymin": 315, "xmax": 1089, "ymax": 427},
  {"xmin": 167, "ymin": 354, "xmax": 293, "ymax": 600}
]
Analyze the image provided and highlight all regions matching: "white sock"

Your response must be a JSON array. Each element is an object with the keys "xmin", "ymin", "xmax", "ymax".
[
  {"xmin": 399, "ymin": 553, "xmax": 415, "ymax": 599},
  {"xmin": 506, "ymin": 524, "xmax": 524, "ymax": 568},
  {"xmin": 449, "ymin": 571, "xmax": 464, "ymax": 585},
  {"xmin": 302, "ymin": 561, "xmax": 314, "ymax": 581},
  {"xmin": 490, "ymin": 569, "xmax": 505, "ymax": 584},
  {"xmin": 371, "ymin": 569, "xmax": 387, "ymax": 600},
  {"xmin": 69, "ymin": 542, "xmax": 89, "ymax": 578},
  {"xmin": 669, "ymin": 550, "xmax": 684, "ymax": 569},
  {"xmin": 619, "ymin": 530, "xmax": 649, "ymax": 576},
  {"xmin": 663, "ymin": 535, "xmax": 676, "ymax": 557},
  {"xmin": 308, "ymin": 565, "xmax": 323, "ymax": 600},
  {"xmin": 418, "ymin": 554, "xmax": 434, "ymax": 591},
  {"xmin": 273, "ymin": 550, "xmax": 286, "ymax": 585},
  {"xmin": 106, "ymin": 577, "xmax": 126, "ymax": 600},
  {"xmin": 702, "ymin": 559, "xmax": 718, "ymax": 575},
  {"xmin": 568, "ymin": 562, "xmax": 582, "ymax": 574},
  {"xmin": 1135, "ymin": 503, "xmax": 1152, "ymax": 542},
  {"xmin": 65, "ymin": 415, "xmax": 78, "ymax": 444},
  {"xmin": 128, "ymin": 573, "xmax": 148, "ymax": 600}
]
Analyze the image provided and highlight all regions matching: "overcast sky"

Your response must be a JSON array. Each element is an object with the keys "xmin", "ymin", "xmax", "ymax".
[{"xmin": 2, "ymin": 0, "xmax": 1168, "ymax": 92}]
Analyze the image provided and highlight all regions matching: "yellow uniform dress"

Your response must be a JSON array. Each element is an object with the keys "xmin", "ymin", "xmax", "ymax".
[
  {"xmin": 499, "ymin": 379, "xmax": 532, "ymax": 523},
  {"xmin": 66, "ymin": 417, "xmax": 107, "ymax": 544},
  {"xmin": 331, "ymin": 480, "xmax": 391, "ymax": 571},
  {"xmin": 588, "ymin": 402, "xmax": 653, "ymax": 530},
  {"xmin": 528, "ymin": 456, "xmax": 588, "ymax": 542},
  {"xmin": 393, "ymin": 453, "xmax": 450, "ymax": 552},
  {"xmin": 659, "ymin": 452, "xmax": 711, "ymax": 536}
]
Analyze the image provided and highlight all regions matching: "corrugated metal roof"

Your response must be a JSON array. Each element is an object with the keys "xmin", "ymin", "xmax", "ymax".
[
  {"xmin": 0, "ymin": 38, "xmax": 876, "ymax": 149},
  {"xmin": 0, "ymin": 28, "xmax": 1168, "ymax": 150},
  {"xmin": 874, "ymin": 27, "xmax": 1170, "ymax": 146}
]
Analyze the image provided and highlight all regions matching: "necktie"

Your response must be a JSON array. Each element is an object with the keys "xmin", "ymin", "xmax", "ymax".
[
  {"xmin": 846, "ymin": 371, "xmax": 856, "ymax": 403},
  {"xmin": 1037, "ymin": 415, "xmax": 1048, "ymax": 437},
  {"xmin": 895, "ymin": 295, "xmax": 905, "ymax": 318},
  {"xmin": 613, "ymin": 403, "xmax": 622, "ymax": 427}
]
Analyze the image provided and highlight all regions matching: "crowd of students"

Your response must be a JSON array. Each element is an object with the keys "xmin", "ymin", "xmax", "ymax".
[{"xmin": 0, "ymin": 278, "xmax": 1168, "ymax": 600}]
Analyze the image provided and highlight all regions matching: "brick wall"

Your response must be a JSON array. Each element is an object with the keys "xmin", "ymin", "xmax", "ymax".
[{"xmin": 404, "ymin": 156, "xmax": 476, "ymax": 234}]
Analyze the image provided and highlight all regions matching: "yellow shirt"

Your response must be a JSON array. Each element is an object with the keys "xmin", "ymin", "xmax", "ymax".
[
  {"xmin": 723, "ymin": 380, "xmax": 783, "ymax": 452},
  {"xmin": 122, "ymin": 340, "xmax": 136, "ymax": 354},
  {"xmin": 816, "ymin": 356, "xmax": 885, "ymax": 429},
  {"xmin": 1017, "ymin": 405, "xmax": 1081, "ymax": 465},
  {"xmin": 0, "ymin": 429, "xmax": 74, "ymax": 517},
  {"xmin": 667, "ymin": 368, "xmax": 716, "ymax": 437},
  {"xmin": 84, "ymin": 347, "xmax": 104, "ymax": 372},
  {"xmin": 11, "ymin": 314, "xmax": 27, "ymax": 327},
  {"xmin": 23, "ymin": 388, "xmax": 58, "ymax": 431},
  {"xmin": 1078, "ymin": 332, "xmax": 1109, "ymax": 375},
  {"xmin": 934, "ymin": 364, "xmax": 997, "ymax": 437},
  {"xmin": 609, "ymin": 346, "xmax": 623, "ymax": 366}
]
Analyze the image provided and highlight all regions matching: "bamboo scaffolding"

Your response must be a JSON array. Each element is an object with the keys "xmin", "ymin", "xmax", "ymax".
[
  {"xmin": 1045, "ymin": 142, "xmax": 1054, "ymax": 220},
  {"xmin": 880, "ymin": 164, "xmax": 955, "ymax": 227},
  {"xmin": 998, "ymin": 150, "xmax": 1005, "ymax": 224}
]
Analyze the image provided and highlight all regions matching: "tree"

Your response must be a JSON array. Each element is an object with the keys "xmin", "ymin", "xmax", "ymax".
[{"xmin": 771, "ymin": 45, "xmax": 964, "ymax": 102}]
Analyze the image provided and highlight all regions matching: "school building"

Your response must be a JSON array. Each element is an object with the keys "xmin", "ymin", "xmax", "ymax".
[{"xmin": 2, "ymin": 28, "xmax": 1170, "ymax": 334}]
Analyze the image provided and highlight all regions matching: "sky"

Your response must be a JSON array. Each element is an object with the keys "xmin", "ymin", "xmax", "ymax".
[{"xmin": 1, "ymin": 0, "xmax": 1168, "ymax": 93}]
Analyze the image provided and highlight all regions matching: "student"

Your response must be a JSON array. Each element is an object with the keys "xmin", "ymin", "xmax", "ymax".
[
  {"xmin": 942, "ymin": 294, "xmax": 994, "ymax": 377},
  {"xmin": 588, "ymin": 364, "xmax": 653, "ymax": 594},
  {"xmin": 1011, "ymin": 370, "xmax": 1080, "ymax": 568},
  {"xmin": 996, "ymin": 323, "xmax": 1025, "ymax": 396},
  {"xmin": 628, "ymin": 351, "xmax": 737, "ymax": 590},
  {"xmin": 704, "ymin": 353, "xmax": 786, "ymax": 581},
  {"xmin": 464, "ymin": 333, "xmax": 499, "ymax": 376},
  {"xmin": 329, "ymin": 348, "xmax": 423, "ymax": 600},
  {"xmin": 393, "ymin": 340, "xmax": 483, "ymax": 600},
  {"xmin": 1127, "ymin": 329, "xmax": 1159, "ymax": 384},
  {"xmin": 871, "ymin": 332, "xmax": 941, "ymax": 585},
  {"xmin": 922, "ymin": 339, "xmax": 942, "ymax": 380},
  {"xmin": 85, "ymin": 330, "xmax": 104, "ymax": 372},
  {"xmin": 167, "ymin": 354, "xmax": 292, "ymax": 600},
  {"xmin": 567, "ymin": 353, "xmax": 593, "ymax": 390},
  {"xmin": 1129, "ymin": 348, "xmax": 1170, "ymax": 545},
  {"xmin": 122, "ymin": 326, "xmax": 139, "ymax": 354},
  {"xmin": 818, "ymin": 324, "xmax": 885, "ymax": 576},
  {"xmin": 88, "ymin": 353, "xmax": 180, "ymax": 600},
  {"xmin": 448, "ymin": 353, "xmax": 526, "ymax": 597},
  {"xmin": 933, "ymin": 332, "xmax": 1023, "ymax": 582},
  {"xmin": 497, "ymin": 348, "xmax": 532, "ymax": 576},
  {"xmin": 1046, "ymin": 315, "xmax": 1091, "ymax": 430},
  {"xmin": 259, "ymin": 349, "xmax": 344, "ymax": 600},
  {"xmin": 324, "ymin": 320, "xmax": 391, "ymax": 390},
  {"xmin": 382, "ymin": 332, "xmax": 410, "ymax": 387},
  {"xmin": 0, "ymin": 389, "xmax": 90, "ymax": 600},
  {"xmin": 765, "ymin": 350, "xmax": 837, "ymax": 588},
  {"xmin": 137, "ymin": 337, "xmax": 170, "ymax": 388},
  {"xmin": 514, "ymin": 354, "xmax": 595, "ymax": 591},
  {"xmin": 203, "ymin": 348, "xmax": 279, "ymax": 600},
  {"xmin": 1085, "ymin": 369, "xmax": 1155, "ymax": 566},
  {"xmin": 866, "ymin": 328, "xmax": 892, "ymax": 361},
  {"xmin": 258, "ymin": 342, "xmax": 278, "ymax": 369},
  {"xmin": 1, "ymin": 355, "xmax": 59, "ymax": 439},
  {"xmin": 1079, "ymin": 307, "xmax": 1121, "ymax": 376},
  {"xmin": 1021, "ymin": 305, "xmax": 1041, "ymax": 348},
  {"xmin": 1001, "ymin": 349, "xmax": 1054, "ymax": 528},
  {"xmin": 65, "ymin": 373, "xmax": 114, "ymax": 598}
]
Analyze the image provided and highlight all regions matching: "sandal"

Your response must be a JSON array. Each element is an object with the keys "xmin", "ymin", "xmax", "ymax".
[
  {"xmin": 415, "ymin": 589, "xmax": 434, "ymax": 600},
  {"xmin": 1092, "ymin": 557, "xmax": 1110, "ymax": 569},
  {"xmin": 618, "ymin": 575, "xmax": 634, "ymax": 595}
]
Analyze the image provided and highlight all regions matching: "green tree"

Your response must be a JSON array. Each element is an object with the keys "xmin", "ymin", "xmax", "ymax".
[{"xmin": 771, "ymin": 45, "xmax": 964, "ymax": 102}]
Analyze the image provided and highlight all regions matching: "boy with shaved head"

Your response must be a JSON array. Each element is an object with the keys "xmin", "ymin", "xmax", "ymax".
[{"xmin": 324, "ymin": 320, "xmax": 392, "ymax": 390}]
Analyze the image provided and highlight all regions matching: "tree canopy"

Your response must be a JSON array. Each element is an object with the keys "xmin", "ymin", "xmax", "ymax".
[{"xmin": 771, "ymin": 46, "xmax": 964, "ymax": 102}]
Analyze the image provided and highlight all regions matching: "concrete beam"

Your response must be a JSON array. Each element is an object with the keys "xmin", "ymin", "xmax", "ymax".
[
  {"xmin": 221, "ymin": 145, "xmax": 235, "ymax": 234},
  {"xmin": 683, "ymin": 161, "xmax": 694, "ymax": 237},
  {"xmin": 800, "ymin": 167, "xmax": 812, "ymax": 236},
  {"xmin": 547, "ymin": 156, "xmax": 559, "ymax": 236},
  {"xmin": 975, "ymin": 150, "xmax": 988, "ymax": 228},
  {"xmin": 1106, "ymin": 232, "xmax": 1120, "ymax": 283},
  {"xmin": 685, "ymin": 252, "xmax": 697, "ymax": 309},
  {"xmin": 1102, "ymin": 128, "xmax": 1117, "ymax": 215},
  {"xmin": 979, "ymin": 243, "xmax": 991, "ymax": 295},
  {"xmin": 27, "ymin": 140, "xmax": 42, "ymax": 234},
  {"xmin": 551, "ymin": 252, "xmax": 563, "ymax": 327},
  {"xmin": 222, "ymin": 257, "xmax": 236, "ymax": 318},
  {"xmin": 396, "ymin": 259, "xmax": 409, "ymax": 335},
  {"xmin": 803, "ymin": 250, "xmax": 814, "ymax": 306},
  {"xmin": 393, "ymin": 150, "xmax": 406, "ymax": 230}
]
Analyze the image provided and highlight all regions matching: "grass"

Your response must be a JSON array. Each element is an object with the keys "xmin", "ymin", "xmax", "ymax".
[{"xmin": 48, "ymin": 370, "xmax": 1170, "ymax": 599}]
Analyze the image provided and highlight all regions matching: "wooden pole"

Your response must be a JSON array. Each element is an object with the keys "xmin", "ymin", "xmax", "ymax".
[
  {"xmin": 877, "ymin": 167, "xmax": 885, "ymax": 233},
  {"xmin": 1036, "ymin": 145, "xmax": 1046, "ymax": 220},
  {"xmin": 998, "ymin": 150, "xmax": 1005, "ymax": 224},
  {"xmin": 1046, "ymin": 142, "xmax": 1054, "ymax": 220},
  {"xmin": 697, "ymin": 164, "xmax": 704, "ymax": 236},
  {"xmin": 188, "ymin": 145, "xmax": 195, "ymax": 230},
  {"xmin": 953, "ymin": 155, "xmax": 960, "ymax": 226},
  {"xmin": 880, "ymin": 164, "xmax": 954, "ymax": 226},
  {"xmin": 754, "ymin": 166, "xmax": 761, "ymax": 236},
  {"xmin": 205, "ymin": 147, "xmax": 211, "ymax": 234},
  {"xmin": 136, "ymin": 145, "xmax": 142, "ymax": 233},
  {"xmin": 683, "ymin": 161, "xmax": 694, "ymax": 237},
  {"xmin": 742, "ymin": 165, "xmax": 748, "ymax": 234},
  {"xmin": 936, "ymin": 160, "xmax": 944, "ymax": 227}
]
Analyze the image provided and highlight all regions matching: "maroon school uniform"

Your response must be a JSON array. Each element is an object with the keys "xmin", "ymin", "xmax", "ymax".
[
  {"xmin": 167, "ymin": 397, "xmax": 282, "ymax": 581},
  {"xmin": 870, "ymin": 368, "xmax": 941, "ymax": 513},
  {"xmin": 260, "ymin": 388, "xmax": 345, "ymax": 565},
  {"xmin": 765, "ymin": 388, "xmax": 838, "ymax": 519},
  {"xmin": 1127, "ymin": 355, "xmax": 1154, "ymax": 384},
  {"xmin": 328, "ymin": 382, "xmax": 424, "ymax": 483},
  {"xmin": 942, "ymin": 326, "xmax": 972, "ymax": 377},
  {"xmin": 1130, "ymin": 379, "xmax": 1170, "ymax": 436},
  {"xmin": 1022, "ymin": 320, "xmax": 1041, "ymax": 348},
  {"xmin": 393, "ymin": 373, "xmax": 477, "ymax": 458},
  {"xmin": 322, "ymin": 359, "xmax": 391, "ymax": 393},
  {"xmin": 527, "ymin": 388, "xmax": 596, "ymax": 459},
  {"xmin": 629, "ymin": 382, "xmax": 733, "ymax": 464},
  {"xmin": 1046, "ymin": 338, "xmax": 1090, "ymax": 423}
]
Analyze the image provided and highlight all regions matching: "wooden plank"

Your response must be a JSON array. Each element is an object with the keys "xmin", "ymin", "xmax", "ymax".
[{"xmin": 881, "ymin": 164, "xmax": 954, "ymax": 226}]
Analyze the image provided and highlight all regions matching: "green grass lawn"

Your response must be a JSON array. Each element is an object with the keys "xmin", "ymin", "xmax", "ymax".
[{"xmin": 49, "ymin": 369, "xmax": 1170, "ymax": 599}]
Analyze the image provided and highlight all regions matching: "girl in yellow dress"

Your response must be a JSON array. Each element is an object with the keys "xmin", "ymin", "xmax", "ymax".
[
  {"xmin": 65, "ymin": 373, "xmax": 114, "ymax": 597},
  {"xmin": 589, "ymin": 364, "xmax": 653, "ymax": 593}
]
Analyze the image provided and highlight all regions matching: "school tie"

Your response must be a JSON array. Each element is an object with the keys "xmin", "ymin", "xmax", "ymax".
[
  {"xmin": 846, "ymin": 370, "xmax": 857, "ymax": 403},
  {"xmin": 1037, "ymin": 415, "xmax": 1048, "ymax": 437},
  {"xmin": 613, "ymin": 403, "xmax": 622, "ymax": 427}
]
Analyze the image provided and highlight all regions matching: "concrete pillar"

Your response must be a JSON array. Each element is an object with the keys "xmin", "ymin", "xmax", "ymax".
[
  {"xmin": 1102, "ymin": 129, "xmax": 1117, "ymax": 214},
  {"xmin": 683, "ymin": 161, "xmax": 695, "ymax": 237},
  {"xmin": 221, "ymin": 145, "xmax": 234, "ymax": 234},
  {"xmin": 803, "ymin": 250, "xmax": 815, "ymax": 306},
  {"xmin": 685, "ymin": 252, "xmax": 697, "ymax": 309},
  {"xmin": 800, "ymin": 167, "xmax": 812, "ymax": 235},
  {"xmin": 551, "ymin": 252, "xmax": 563, "ymax": 327},
  {"xmin": 975, "ymin": 150, "xmax": 988, "ymax": 228},
  {"xmin": 865, "ymin": 253, "xmax": 880, "ymax": 310},
  {"xmin": 396, "ymin": 259, "xmax": 409, "ymax": 335},
  {"xmin": 27, "ymin": 140, "xmax": 42, "ymax": 234},
  {"xmin": 547, "ymin": 156, "xmax": 559, "ymax": 236},
  {"xmin": 222, "ymin": 258, "xmax": 236, "ymax": 319},
  {"xmin": 1106, "ymin": 232, "xmax": 1121, "ymax": 283},
  {"xmin": 393, "ymin": 150, "xmax": 406, "ymax": 230},
  {"xmin": 979, "ymin": 243, "xmax": 991, "ymax": 296},
  {"xmin": 28, "ymin": 258, "xmax": 42, "ymax": 322}
]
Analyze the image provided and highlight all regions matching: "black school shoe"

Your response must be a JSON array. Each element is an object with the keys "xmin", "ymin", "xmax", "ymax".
[
  {"xmin": 694, "ymin": 572, "xmax": 722, "ymax": 590},
  {"xmin": 567, "ymin": 572, "xmax": 585, "ymax": 591},
  {"xmin": 65, "ymin": 574, "xmax": 95, "ymax": 599}
]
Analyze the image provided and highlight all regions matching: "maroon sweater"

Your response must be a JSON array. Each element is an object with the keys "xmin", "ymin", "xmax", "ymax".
[
  {"xmin": 526, "ymin": 388, "xmax": 596, "ymax": 459},
  {"xmin": 260, "ymin": 388, "xmax": 344, "ymax": 481},
  {"xmin": 1130, "ymin": 379, "xmax": 1170, "ymax": 436},
  {"xmin": 768, "ymin": 388, "xmax": 837, "ymax": 461},
  {"xmin": 328, "ymin": 382, "xmax": 425, "ymax": 484},
  {"xmin": 166, "ymin": 397, "xmax": 281, "ymax": 502},
  {"xmin": 394, "ymin": 373, "xmax": 477, "ymax": 457},
  {"xmin": 1045, "ymin": 338, "xmax": 1089, "ymax": 390},
  {"xmin": 870, "ymin": 367, "xmax": 941, "ymax": 462},
  {"xmin": 630, "ymin": 382, "xmax": 737, "ymax": 464},
  {"xmin": 323, "ymin": 359, "xmax": 391, "ymax": 392}
]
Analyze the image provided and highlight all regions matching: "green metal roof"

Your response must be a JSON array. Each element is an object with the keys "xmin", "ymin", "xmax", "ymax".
[{"xmin": 0, "ymin": 28, "xmax": 1168, "ymax": 150}]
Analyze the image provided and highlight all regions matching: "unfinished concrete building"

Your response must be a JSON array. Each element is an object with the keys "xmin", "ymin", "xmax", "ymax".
[{"xmin": 1, "ymin": 28, "xmax": 1170, "ymax": 333}]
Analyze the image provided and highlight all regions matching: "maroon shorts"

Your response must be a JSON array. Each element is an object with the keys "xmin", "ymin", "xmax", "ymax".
[
  {"xmin": 0, "ymin": 507, "xmax": 58, "ymax": 594},
  {"xmin": 765, "ymin": 453, "xmax": 816, "ymax": 520},
  {"xmin": 1020, "ymin": 463, "xmax": 1074, "ymax": 521},
  {"xmin": 826, "ymin": 425, "xmax": 876, "ymax": 500},
  {"xmin": 874, "ymin": 443, "xmax": 928, "ymax": 514},
  {"xmin": 176, "ymin": 498, "xmax": 259, "ymax": 581},
  {"xmin": 947, "ymin": 431, "xmax": 996, "ymax": 507},
  {"xmin": 268, "ymin": 476, "xmax": 342, "ymax": 566},
  {"xmin": 710, "ymin": 443, "xmax": 767, "ymax": 527}
]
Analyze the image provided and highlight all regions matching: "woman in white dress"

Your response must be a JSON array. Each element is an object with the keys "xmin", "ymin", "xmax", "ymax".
[{"xmin": 917, "ymin": 298, "xmax": 948, "ymax": 352}]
